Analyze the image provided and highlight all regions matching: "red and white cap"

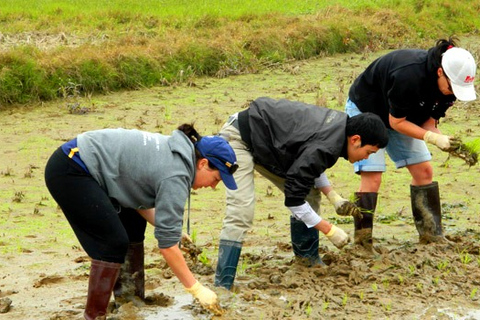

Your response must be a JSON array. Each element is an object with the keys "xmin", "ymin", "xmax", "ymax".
[{"xmin": 442, "ymin": 47, "xmax": 476, "ymax": 102}]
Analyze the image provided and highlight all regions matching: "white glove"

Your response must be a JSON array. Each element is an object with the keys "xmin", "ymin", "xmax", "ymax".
[
  {"xmin": 326, "ymin": 190, "xmax": 360, "ymax": 217},
  {"xmin": 325, "ymin": 225, "xmax": 350, "ymax": 249},
  {"xmin": 185, "ymin": 281, "xmax": 223, "ymax": 315},
  {"xmin": 423, "ymin": 131, "xmax": 460, "ymax": 151}
]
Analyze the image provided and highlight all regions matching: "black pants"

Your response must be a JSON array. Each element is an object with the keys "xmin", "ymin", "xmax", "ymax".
[{"xmin": 45, "ymin": 148, "xmax": 147, "ymax": 263}]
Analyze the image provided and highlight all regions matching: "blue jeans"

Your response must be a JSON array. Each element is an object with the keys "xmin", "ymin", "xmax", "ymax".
[{"xmin": 345, "ymin": 99, "xmax": 432, "ymax": 173}]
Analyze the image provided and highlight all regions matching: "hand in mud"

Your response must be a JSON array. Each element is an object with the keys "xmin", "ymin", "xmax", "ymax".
[
  {"xmin": 325, "ymin": 225, "xmax": 350, "ymax": 249},
  {"xmin": 185, "ymin": 281, "xmax": 224, "ymax": 315},
  {"xmin": 203, "ymin": 301, "xmax": 225, "ymax": 316}
]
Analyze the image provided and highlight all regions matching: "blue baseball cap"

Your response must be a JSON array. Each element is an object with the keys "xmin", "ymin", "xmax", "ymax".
[{"xmin": 195, "ymin": 136, "xmax": 238, "ymax": 190}]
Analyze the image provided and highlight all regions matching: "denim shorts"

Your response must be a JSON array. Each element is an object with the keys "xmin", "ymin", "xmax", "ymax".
[{"xmin": 345, "ymin": 99, "xmax": 432, "ymax": 173}]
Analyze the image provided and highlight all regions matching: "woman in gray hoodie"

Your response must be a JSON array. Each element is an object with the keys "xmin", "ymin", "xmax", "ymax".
[{"xmin": 45, "ymin": 123, "xmax": 237, "ymax": 319}]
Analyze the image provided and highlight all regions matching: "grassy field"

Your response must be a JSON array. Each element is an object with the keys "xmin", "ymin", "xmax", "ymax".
[
  {"xmin": 0, "ymin": 0, "xmax": 453, "ymax": 21},
  {"xmin": 0, "ymin": 0, "xmax": 479, "ymax": 105}
]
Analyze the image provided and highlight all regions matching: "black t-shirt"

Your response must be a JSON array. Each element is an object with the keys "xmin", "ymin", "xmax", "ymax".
[{"xmin": 348, "ymin": 49, "xmax": 455, "ymax": 129}]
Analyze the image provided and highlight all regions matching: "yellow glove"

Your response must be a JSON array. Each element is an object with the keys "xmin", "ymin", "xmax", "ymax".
[
  {"xmin": 423, "ymin": 131, "xmax": 461, "ymax": 151},
  {"xmin": 185, "ymin": 281, "xmax": 224, "ymax": 315},
  {"xmin": 326, "ymin": 190, "xmax": 361, "ymax": 217},
  {"xmin": 325, "ymin": 225, "xmax": 350, "ymax": 249}
]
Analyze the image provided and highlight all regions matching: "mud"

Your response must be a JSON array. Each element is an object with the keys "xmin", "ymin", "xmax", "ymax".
[{"xmin": 34, "ymin": 233, "xmax": 480, "ymax": 320}]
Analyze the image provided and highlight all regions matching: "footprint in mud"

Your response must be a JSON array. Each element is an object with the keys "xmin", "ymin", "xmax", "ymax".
[
  {"xmin": 144, "ymin": 292, "xmax": 175, "ymax": 307},
  {"xmin": 33, "ymin": 274, "xmax": 65, "ymax": 288}
]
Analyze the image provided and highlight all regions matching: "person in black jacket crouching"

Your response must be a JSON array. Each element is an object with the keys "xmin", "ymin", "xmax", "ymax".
[{"xmin": 214, "ymin": 97, "xmax": 389, "ymax": 290}]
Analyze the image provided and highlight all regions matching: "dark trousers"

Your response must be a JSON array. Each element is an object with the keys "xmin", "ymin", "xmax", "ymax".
[{"xmin": 45, "ymin": 148, "xmax": 147, "ymax": 263}]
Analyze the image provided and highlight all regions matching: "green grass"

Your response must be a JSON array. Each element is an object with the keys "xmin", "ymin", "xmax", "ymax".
[
  {"xmin": 0, "ymin": 0, "xmax": 411, "ymax": 20},
  {"xmin": 0, "ymin": 1, "xmax": 478, "ymax": 106}
]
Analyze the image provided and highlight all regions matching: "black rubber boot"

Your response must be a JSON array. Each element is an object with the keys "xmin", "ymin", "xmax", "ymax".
[
  {"xmin": 290, "ymin": 216, "xmax": 325, "ymax": 267},
  {"xmin": 214, "ymin": 239, "xmax": 242, "ymax": 290},
  {"xmin": 410, "ymin": 181, "xmax": 445, "ymax": 243},
  {"xmin": 354, "ymin": 192, "xmax": 378, "ymax": 251},
  {"xmin": 113, "ymin": 242, "xmax": 145, "ymax": 305},
  {"xmin": 84, "ymin": 259, "xmax": 121, "ymax": 320}
]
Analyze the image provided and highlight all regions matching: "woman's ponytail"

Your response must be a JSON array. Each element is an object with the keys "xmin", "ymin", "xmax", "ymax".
[{"xmin": 177, "ymin": 123, "xmax": 204, "ymax": 160}]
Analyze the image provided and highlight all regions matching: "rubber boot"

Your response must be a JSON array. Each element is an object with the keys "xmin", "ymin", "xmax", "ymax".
[
  {"xmin": 84, "ymin": 259, "xmax": 121, "ymax": 320},
  {"xmin": 354, "ymin": 192, "xmax": 378, "ymax": 251},
  {"xmin": 113, "ymin": 242, "xmax": 145, "ymax": 305},
  {"xmin": 410, "ymin": 181, "xmax": 445, "ymax": 243},
  {"xmin": 214, "ymin": 239, "xmax": 242, "ymax": 290},
  {"xmin": 290, "ymin": 216, "xmax": 325, "ymax": 267}
]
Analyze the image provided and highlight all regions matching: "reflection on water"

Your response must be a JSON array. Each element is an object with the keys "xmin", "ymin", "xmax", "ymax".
[
  {"xmin": 141, "ymin": 294, "xmax": 196, "ymax": 320},
  {"xmin": 441, "ymin": 308, "xmax": 480, "ymax": 320},
  {"xmin": 421, "ymin": 307, "xmax": 480, "ymax": 320}
]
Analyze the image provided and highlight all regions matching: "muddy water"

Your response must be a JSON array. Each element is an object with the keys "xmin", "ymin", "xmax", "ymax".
[
  {"xmin": 109, "ymin": 232, "xmax": 480, "ymax": 320},
  {"xmin": 141, "ymin": 294, "xmax": 196, "ymax": 320}
]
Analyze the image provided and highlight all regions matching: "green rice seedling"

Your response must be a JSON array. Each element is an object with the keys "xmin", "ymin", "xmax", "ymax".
[
  {"xmin": 436, "ymin": 260, "xmax": 449, "ymax": 271},
  {"xmin": 164, "ymin": 105, "xmax": 172, "ymax": 121},
  {"xmin": 349, "ymin": 193, "xmax": 371, "ymax": 220},
  {"xmin": 416, "ymin": 283, "xmax": 423, "ymax": 293},
  {"xmin": 382, "ymin": 278, "xmax": 390, "ymax": 289},
  {"xmin": 237, "ymin": 258, "xmax": 249, "ymax": 276},
  {"xmin": 397, "ymin": 274, "xmax": 404, "ymax": 284},
  {"xmin": 190, "ymin": 229, "xmax": 198, "ymax": 243},
  {"xmin": 408, "ymin": 264, "xmax": 416, "ymax": 276},
  {"xmin": 371, "ymin": 283, "xmax": 378, "ymax": 292},
  {"xmin": 198, "ymin": 250, "xmax": 210, "ymax": 266},
  {"xmin": 448, "ymin": 137, "xmax": 480, "ymax": 166},
  {"xmin": 342, "ymin": 293, "xmax": 348, "ymax": 306},
  {"xmin": 383, "ymin": 302, "xmax": 392, "ymax": 311},
  {"xmin": 470, "ymin": 287, "xmax": 478, "ymax": 300},
  {"xmin": 377, "ymin": 213, "xmax": 397, "ymax": 224},
  {"xmin": 305, "ymin": 302, "xmax": 312, "ymax": 317},
  {"xmin": 460, "ymin": 250, "xmax": 472, "ymax": 265},
  {"xmin": 322, "ymin": 300, "xmax": 329, "ymax": 311}
]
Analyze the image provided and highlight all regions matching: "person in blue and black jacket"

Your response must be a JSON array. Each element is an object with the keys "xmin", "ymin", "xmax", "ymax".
[{"xmin": 45, "ymin": 123, "xmax": 237, "ymax": 319}]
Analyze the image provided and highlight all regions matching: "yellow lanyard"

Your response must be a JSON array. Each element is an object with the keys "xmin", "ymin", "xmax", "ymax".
[{"xmin": 68, "ymin": 147, "xmax": 79, "ymax": 158}]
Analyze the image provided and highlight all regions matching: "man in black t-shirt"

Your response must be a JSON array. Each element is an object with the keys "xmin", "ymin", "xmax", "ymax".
[{"xmin": 345, "ymin": 37, "xmax": 476, "ymax": 249}]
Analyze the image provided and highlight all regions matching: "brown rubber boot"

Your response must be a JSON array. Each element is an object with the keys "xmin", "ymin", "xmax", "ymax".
[
  {"xmin": 354, "ymin": 192, "xmax": 378, "ymax": 251},
  {"xmin": 113, "ymin": 242, "xmax": 145, "ymax": 305},
  {"xmin": 84, "ymin": 259, "xmax": 121, "ymax": 320},
  {"xmin": 410, "ymin": 182, "xmax": 445, "ymax": 244}
]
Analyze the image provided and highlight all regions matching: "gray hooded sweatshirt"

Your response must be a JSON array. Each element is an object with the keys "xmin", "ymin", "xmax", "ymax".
[{"xmin": 77, "ymin": 128, "xmax": 195, "ymax": 248}]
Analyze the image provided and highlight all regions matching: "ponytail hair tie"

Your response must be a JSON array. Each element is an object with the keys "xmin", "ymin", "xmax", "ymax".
[{"xmin": 447, "ymin": 45, "xmax": 454, "ymax": 49}]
